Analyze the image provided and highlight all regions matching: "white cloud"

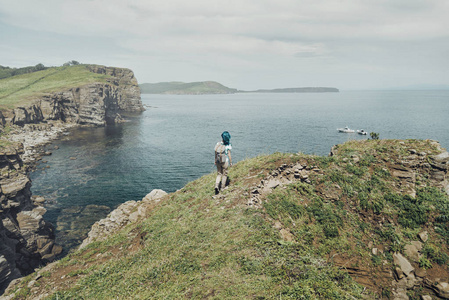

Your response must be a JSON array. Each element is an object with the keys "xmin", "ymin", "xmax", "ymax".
[
  {"xmin": 1, "ymin": 0, "xmax": 448, "ymax": 89},
  {"xmin": 121, "ymin": 33, "xmax": 325, "ymax": 58},
  {"xmin": 2, "ymin": 0, "xmax": 448, "ymax": 40}
]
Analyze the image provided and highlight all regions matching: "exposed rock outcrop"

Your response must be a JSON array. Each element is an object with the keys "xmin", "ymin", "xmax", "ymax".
[
  {"xmin": 86, "ymin": 65, "xmax": 143, "ymax": 113},
  {"xmin": 79, "ymin": 189, "xmax": 168, "ymax": 249},
  {"xmin": 247, "ymin": 162, "xmax": 318, "ymax": 208},
  {"xmin": 0, "ymin": 143, "xmax": 60, "ymax": 294},
  {"xmin": 6, "ymin": 122, "xmax": 77, "ymax": 164},
  {"xmin": 331, "ymin": 141, "xmax": 449, "ymax": 197},
  {"xmin": 3, "ymin": 65, "xmax": 144, "ymax": 127},
  {"xmin": 250, "ymin": 142, "xmax": 449, "ymax": 299}
]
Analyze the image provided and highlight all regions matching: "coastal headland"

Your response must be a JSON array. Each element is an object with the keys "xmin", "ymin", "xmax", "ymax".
[
  {"xmin": 139, "ymin": 81, "xmax": 339, "ymax": 95},
  {"xmin": 0, "ymin": 64, "xmax": 144, "ymax": 293}
]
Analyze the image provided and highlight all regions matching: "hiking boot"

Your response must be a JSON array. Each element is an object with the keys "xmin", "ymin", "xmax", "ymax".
[{"xmin": 214, "ymin": 187, "xmax": 219, "ymax": 195}]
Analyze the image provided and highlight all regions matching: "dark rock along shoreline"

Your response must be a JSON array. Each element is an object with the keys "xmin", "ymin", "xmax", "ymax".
[
  {"xmin": 0, "ymin": 143, "xmax": 61, "ymax": 293},
  {"xmin": 0, "ymin": 65, "xmax": 145, "ymax": 293}
]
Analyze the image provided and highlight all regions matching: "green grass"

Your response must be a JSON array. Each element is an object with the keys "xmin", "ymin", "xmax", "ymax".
[
  {"xmin": 0, "ymin": 65, "xmax": 111, "ymax": 109},
  {"xmin": 6, "ymin": 139, "xmax": 449, "ymax": 299},
  {"xmin": 31, "ymin": 153, "xmax": 365, "ymax": 299},
  {"xmin": 47, "ymin": 204, "xmax": 363, "ymax": 299}
]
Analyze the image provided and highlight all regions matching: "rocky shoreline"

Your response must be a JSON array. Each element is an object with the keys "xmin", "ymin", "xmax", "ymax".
[
  {"xmin": 0, "ymin": 119, "xmax": 102, "ymax": 294},
  {"xmin": 0, "ymin": 139, "xmax": 63, "ymax": 294},
  {"xmin": 0, "ymin": 125, "xmax": 168, "ymax": 297},
  {"xmin": 0, "ymin": 65, "xmax": 145, "ymax": 294},
  {"xmin": 0, "ymin": 117, "xmax": 138, "ymax": 294},
  {"xmin": 6, "ymin": 122, "xmax": 77, "ymax": 166}
]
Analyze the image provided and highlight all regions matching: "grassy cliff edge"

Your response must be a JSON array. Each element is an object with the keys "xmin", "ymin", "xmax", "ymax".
[
  {"xmin": 0, "ymin": 65, "xmax": 112, "ymax": 110},
  {"xmin": 4, "ymin": 139, "xmax": 449, "ymax": 299}
]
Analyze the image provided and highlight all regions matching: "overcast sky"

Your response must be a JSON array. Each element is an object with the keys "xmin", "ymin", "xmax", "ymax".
[{"xmin": 1, "ymin": 0, "xmax": 448, "ymax": 90}]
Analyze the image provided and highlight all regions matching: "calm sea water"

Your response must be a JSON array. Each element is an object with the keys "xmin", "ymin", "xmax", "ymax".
[{"xmin": 30, "ymin": 90, "xmax": 449, "ymax": 249}]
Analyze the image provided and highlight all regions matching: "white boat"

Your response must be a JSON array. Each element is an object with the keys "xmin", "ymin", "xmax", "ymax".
[
  {"xmin": 357, "ymin": 129, "xmax": 367, "ymax": 135},
  {"xmin": 337, "ymin": 126, "xmax": 355, "ymax": 133}
]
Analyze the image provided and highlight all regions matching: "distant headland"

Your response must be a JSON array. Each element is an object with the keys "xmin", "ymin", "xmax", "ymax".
[
  {"xmin": 139, "ymin": 81, "xmax": 339, "ymax": 95},
  {"xmin": 139, "ymin": 81, "xmax": 238, "ymax": 95}
]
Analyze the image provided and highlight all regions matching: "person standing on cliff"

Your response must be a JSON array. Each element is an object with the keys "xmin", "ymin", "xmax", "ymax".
[{"xmin": 214, "ymin": 131, "xmax": 233, "ymax": 195}]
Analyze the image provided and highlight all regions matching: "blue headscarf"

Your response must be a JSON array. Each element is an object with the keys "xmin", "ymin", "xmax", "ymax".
[{"xmin": 221, "ymin": 131, "xmax": 231, "ymax": 146}]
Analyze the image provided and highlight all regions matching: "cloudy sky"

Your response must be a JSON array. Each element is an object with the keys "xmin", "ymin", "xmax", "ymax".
[{"xmin": 1, "ymin": 0, "xmax": 448, "ymax": 90}]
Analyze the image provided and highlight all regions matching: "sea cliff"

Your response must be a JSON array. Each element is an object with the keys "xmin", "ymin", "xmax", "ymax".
[
  {"xmin": 1, "ymin": 65, "xmax": 144, "ymax": 127},
  {"xmin": 0, "ymin": 65, "xmax": 145, "ymax": 293}
]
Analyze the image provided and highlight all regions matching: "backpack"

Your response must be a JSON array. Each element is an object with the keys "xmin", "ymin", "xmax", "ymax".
[{"xmin": 215, "ymin": 143, "xmax": 227, "ymax": 164}]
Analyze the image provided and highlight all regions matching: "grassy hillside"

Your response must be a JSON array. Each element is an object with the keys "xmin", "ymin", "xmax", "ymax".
[
  {"xmin": 0, "ymin": 65, "xmax": 111, "ymax": 109},
  {"xmin": 5, "ymin": 139, "xmax": 449, "ymax": 299},
  {"xmin": 140, "ymin": 81, "xmax": 238, "ymax": 94}
]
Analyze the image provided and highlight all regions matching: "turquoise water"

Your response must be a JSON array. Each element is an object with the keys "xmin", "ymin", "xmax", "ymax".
[{"xmin": 30, "ymin": 90, "xmax": 449, "ymax": 249}]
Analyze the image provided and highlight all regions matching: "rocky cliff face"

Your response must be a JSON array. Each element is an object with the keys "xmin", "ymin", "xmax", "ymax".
[
  {"xmin": 3, "ymin": 65, "xmax": 144, "ymax": 127},
  {"xmin": 0, "ymin": 65, "xmax": 145, "ymax": 293},
  {"xmin": 0, "ymin": 143, "xmax": 61, "ymax": 293},
  {"xmin": 86, "ymin": 65, "xmax": 143, "ymax": 113}
]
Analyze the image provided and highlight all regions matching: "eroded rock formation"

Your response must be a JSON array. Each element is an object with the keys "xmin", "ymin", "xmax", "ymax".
[
  {"xmin": 79, "ymin": 189, "xmax": 168, "ymax": 249},
  {"xmin": 3, "ymin": 65, "xmax": 144, "ymax": 127},
  {"xmin": 0, "ymin": 143, "xmax": 61, "ymax": 293}
]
